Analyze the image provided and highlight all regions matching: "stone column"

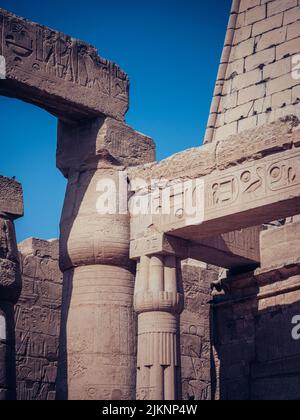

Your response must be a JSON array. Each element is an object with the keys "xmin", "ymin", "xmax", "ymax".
[
  {"xmin": 56, "ymin": 118, "xmax": 155, "ymax": 400},
  {"xmin": 0, "ymin": 176, "xmax": 23, "ymax": 400},
  {"xmin": 134, "ymin": 254, "xmax": 184, "ymax": 400}
]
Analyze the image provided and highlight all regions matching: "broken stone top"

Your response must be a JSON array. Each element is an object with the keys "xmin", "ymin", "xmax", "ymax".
[
  {"xmin": 18, "ymin": 237, "xmax": 59, "ymax": 260},
  {"xmin": 0, "ymin": 8, "xmax": 129, "ymax": 122},
  {"xmin": 0, "ymin": 175, "xmax": 23, "ymax": 219}
]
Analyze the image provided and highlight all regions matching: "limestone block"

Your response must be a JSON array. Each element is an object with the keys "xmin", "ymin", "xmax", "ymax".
[
  {"xmin": 161, "ymin": 148, "xmax": 300, "ymax": 240},
  {"xmin": 0, "ymin": 8, "xmax": 129, "ymax": 121},
  {"xmin": 260, "ymin": 221, "xmax": 300, "ymax": 269},
  {"xmin": 0, "ymin": 176, "xmax": 23, "ymax": 218},
  {"xmin": 57, "ymin": 118, "xmax": 155, "ymax": 176}
]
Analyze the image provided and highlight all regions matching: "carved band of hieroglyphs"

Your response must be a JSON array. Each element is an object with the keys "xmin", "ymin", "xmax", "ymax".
[
  {"xmin": 205, "ymin": 149, "xmax": 300, "ymax": 217},
  {"xmin": 0, "ymin": 11, "xmax": 128, "ymax": 101},
  {"xmin": 157, "ymin": 149, "xmax": 300, "ymax": 233}
]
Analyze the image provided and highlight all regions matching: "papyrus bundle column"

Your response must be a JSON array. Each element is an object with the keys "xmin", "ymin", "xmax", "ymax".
[
  {"xmin": 56, "ymin": 118, "xmax": 155, "ymax": 400},
  {"xmin": 0, "ymin": 176, "xmax": 23, "ymax": 400},
  {"xmin": 134, "ymin": 255, "xmax": 184, "ymax": 400}
]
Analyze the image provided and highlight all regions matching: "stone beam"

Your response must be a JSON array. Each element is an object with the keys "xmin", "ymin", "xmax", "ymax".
[
  {"xmin": 0, "ymin": 8, "xmax": 129, "ymax": 122},
  {"xmin": 130, "ymin": 227, "xmax": 261, "ymax": 270},
  {"xmin": 129, "ymin": 118, "xmax": 300, "ymax": 248},
  {"xmin": 162, "ymin": 148, "xmax": 300, "ymax": 240}
]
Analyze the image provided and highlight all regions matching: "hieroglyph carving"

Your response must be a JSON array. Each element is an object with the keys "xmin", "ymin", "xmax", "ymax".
[{"xmin": 0, "ymin": 8, "xmax": 129, "ymax": 120}]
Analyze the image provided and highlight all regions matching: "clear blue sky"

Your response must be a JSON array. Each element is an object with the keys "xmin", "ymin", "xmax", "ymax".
[{"xmin": 0, "ymin": 0, "xmax": 231, "ymax": 242}]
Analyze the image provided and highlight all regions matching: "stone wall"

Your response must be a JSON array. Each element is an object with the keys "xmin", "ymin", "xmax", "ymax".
[
  {"xmin": 205, "ymin": 0, "xmax": 300, "ymax": 143},
  {"xmin": 15, "ymin": 238, "xmax": 62, "ymax": 400},
  {"xmin": 212, "ymin": 221, "xmax": 300, "ymax": 400}
]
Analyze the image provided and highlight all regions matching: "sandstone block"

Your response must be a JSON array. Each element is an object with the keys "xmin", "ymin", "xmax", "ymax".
[
  {"xmin": 57, "ymin": 117, "xmax": 155, "ymax": 176},
  {"xmin": 268, "ymin": 0, "xmax": 297, "ymax": 17},
  {"xmin": 0, "ymin": 176, "xmax": 23, "ymax": 218},
  {"xmin": 0, "ymin": 8, "xmax": 129, "ymax": 121},
  {"xmin": 283, "ymin": 6, "xmax": 300, "ymax": 25},
  {"xmin": 252, "ymin": 13, "xmax": 283, "ymax": 36},
  {"xmin": 245, "ymin": 48, "xmax": 275, "ymax": 71},
  {"xmin": 217, "ymin": 116, "xmax": 298, "ymax": 169},
  {"xmin": 260, "ymin": 221, "xmax": 300, "ymax": 269}
]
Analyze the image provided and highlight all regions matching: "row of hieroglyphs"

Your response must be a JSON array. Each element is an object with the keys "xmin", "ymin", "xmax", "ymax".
[
  {"xmin": 0, "ymin": 9, "xmax": 128, "ymax": 100},
  {"xmin": 152, "ymin": 148, "xmax": 300, "ymax": 234}
]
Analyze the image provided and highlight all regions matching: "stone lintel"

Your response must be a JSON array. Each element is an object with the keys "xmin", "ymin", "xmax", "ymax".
[
  {"xmin": 0, "ymin": 8, "xmax": 129, "ymax": 122},
  {"xmin": 128, "ymin": 116, "xmax": 300, "ymax": 185},
  {"xmin": 162, "ymin": 148, "xmax": 300, "ymax": 240},
  {"xmin": 0, "ymin": 176, "xmax": 23, "ymax": 219},
  {"xmin": 130, "ymin": 227, "xmax": 260, "ymax": 270}
]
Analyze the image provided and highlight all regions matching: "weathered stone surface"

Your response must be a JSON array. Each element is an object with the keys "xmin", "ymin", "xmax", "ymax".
[
  {"xmin": 57, "ymin": 117, "xmax": 156, "ymax": 177},
  {"xmin": 15, "ymin": 238, "xmax": 62, "ymax": 401},
  {"xmin": 216, "ymin": 116, "xmax": 300, "ymax": 170},
  {"xmin": 260, "ymin": 222, "xmax": 300, "ymax": 270},
  {"xmin": 0, "ymin": 218, "xmax": 21, "ymax": 301},
  {"xmin": 0, "ymin": 176, "xmax": 23, "ymax": 218},
  {"xmin": 181, "ymin": 262, "xmax": 218, "ymax": 401},
  {"xmin": 159, "ymin": 148, "xmax": 300, "ymax": 240},
  {"xmin": 57, "ymin": 158, "xmax": 137, "ymax": 400},
  {"xmin": 205, "ymin": 0, "xmax": 300, "ymax": 143},
  {"xmin": 212, "ymin": 264, "xmax": 300, "ymax": 400},
  {"xmin": 128, "ymin": 142, "xmax": 216, "ymax": 184},
  {"xmin": 0, "ymin": 8, "xmax": 129, "ymax": 121}
]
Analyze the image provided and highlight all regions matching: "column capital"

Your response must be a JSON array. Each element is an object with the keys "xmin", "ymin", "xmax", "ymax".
[{"xmin": 57, "ymin": 117, "xmax": 156, "ymax": 178}]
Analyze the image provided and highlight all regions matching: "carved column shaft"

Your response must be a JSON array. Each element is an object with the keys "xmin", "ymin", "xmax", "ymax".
[
  {"xmin": 56, "ymin": 118, "xmax": 155, "ymax": 400},
  {"xmin": 134, "ymin": 255, "xmax": 183, "ymax": 400}
]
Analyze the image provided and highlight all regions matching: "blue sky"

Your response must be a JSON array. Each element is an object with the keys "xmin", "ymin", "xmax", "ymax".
[{"xmin": 0, "ymin": 0, "xmax": 231, "ymax": 242}]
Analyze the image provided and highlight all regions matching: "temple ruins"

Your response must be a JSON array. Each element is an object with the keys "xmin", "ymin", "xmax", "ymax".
[{"xmin": 1, "ymin": 0, "xmax": 300, "ymax": 400}]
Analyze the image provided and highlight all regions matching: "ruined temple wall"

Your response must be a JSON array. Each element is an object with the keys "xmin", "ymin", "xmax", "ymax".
[
  {"xmin": 205, "ymin": 0, "xmax": 300, "ymax": 143},
  {"xmin": 212, "ymin": 221, "xmax": 300, "ymax": 400},
  {"xmin": 15, "ymin": 238, "xmax": 62, "ymax": 400}
]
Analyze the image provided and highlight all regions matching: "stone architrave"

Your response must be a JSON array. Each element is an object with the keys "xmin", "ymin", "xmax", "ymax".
[{"xmin": 0, "ymin": 8, "xmax": 129, "ymax": 121}]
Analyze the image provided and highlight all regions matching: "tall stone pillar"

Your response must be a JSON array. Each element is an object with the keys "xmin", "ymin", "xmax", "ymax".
[
  {"xmin": 56, "ymin": 117, "xmax": 155, "ymax": 400},
  {"xmin": 134, "ymin": 254, "xmax": 184, "ymax": 400},
  {"xmin": 0, "ymin": 176, "xmax": 23, "ymax": 400}
]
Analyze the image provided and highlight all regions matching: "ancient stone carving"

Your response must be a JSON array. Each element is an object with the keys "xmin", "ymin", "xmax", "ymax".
[
  {"xmin": 0, "ymin": 8, "xmax": 129, "ymax": 121},
  {"xmin": 57, "ymin": 154, "xmax": 138, "ymax": 400},
  {"xmin": 15, "ymin": 238, "xmax": 62, "ymax": 401},
  {"xmin": 57, "ymin": 117, "xmax": 156, "ymax": 177},
  {"xmin": 0, "ymin": 177, "xmax": 23, "ymax": 400}
]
